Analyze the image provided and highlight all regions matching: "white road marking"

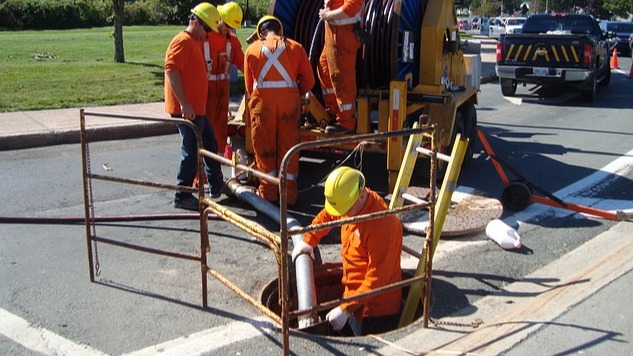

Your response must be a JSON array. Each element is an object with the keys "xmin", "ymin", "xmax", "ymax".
[
  {"xmin": 124, "ymin": 316, "xmax": 275, "ymax": 356},
  {"xmin": 504, "ymin": 96, "xmax": 523, "ymax": 105},
  {"xmin": 511, "ymin": 147, "xmax": 633, "ymax": 225},
  {"xmin": 0, "ymin": 308, "xmax": 107, "ymax": 356}
]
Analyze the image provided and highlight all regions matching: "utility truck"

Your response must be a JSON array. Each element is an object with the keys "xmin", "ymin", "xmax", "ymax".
[{"xmin": 495, "ymin": 13, "xmax": 611, "ymax": 101}]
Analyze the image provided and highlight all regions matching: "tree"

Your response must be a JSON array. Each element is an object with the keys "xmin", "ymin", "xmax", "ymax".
[
  {"xmin": 603, "ymin": 0, "xmax": 633, "ymax": 18},
  {"xmin": 113, "ymin": 0, "xmax": 125, "ymax": 63}
]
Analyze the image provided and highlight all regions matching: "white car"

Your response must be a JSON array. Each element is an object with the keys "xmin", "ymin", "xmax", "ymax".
[
  {"xmin": 489, "ymin": 17, "xmax": 507, "ymax": 38},
  {"xmin": 504, "ymin": 17, "xmax": 526, "ymax": 34}
]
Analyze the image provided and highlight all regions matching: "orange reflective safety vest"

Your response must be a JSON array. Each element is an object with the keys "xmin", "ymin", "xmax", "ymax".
[
  {"xmin": 164, "ymin": 31, "xmax": 208, "ymax": 116},
  {"xmin": 318, "ymin": 0, "xmax": 363, "ymax": 131},
  {"xmin": 202, "ymin": 31, "xmax": 245, "ymax": 152},
  {"xmin": 303, "ymin": 189, "xmax": 403, "ymax": 319},
  {"xmin": 244, "ymin": 35, "xmax": 314, "ymax": 204}
]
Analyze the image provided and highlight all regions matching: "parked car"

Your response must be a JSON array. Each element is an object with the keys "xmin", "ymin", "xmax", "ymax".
[
  {"xmin": 489, "ymin": 17, "xmax": 507, "ymax": 38},
  {"xmin": 599, "ymin": 21, "xmax": 633, "ymax": 57},
  {"xmin": 504, "ymin": 17, "xmax": 526, "ymax": 34},
  {"xmin": 459, "ymin": 19, "xmax": 472, "ymax": 31}
]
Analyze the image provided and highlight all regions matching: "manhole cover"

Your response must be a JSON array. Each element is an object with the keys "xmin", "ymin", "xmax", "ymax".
[{"xmin": 397, "ymin": 186, "xmax": 503, "ymax": 236}]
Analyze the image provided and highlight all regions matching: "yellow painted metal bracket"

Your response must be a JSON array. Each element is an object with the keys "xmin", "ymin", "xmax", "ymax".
[{"xmin": 388, "ymin": 121, "xmax": 425, "ymax": 210}]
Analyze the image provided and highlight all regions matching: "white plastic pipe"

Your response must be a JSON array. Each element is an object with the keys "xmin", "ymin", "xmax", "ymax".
[{"xmin": 228, "ymin": 181, "xmax": 318, "ymax": 328}]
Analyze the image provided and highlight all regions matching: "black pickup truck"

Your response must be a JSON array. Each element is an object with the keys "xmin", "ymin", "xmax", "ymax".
[{"xmin": 495, "ymin": 13, "xmax": 611, "ymax": 101}]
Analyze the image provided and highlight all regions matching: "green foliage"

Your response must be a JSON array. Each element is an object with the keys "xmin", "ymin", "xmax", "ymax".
[
  {"xmin": 0, "ymin": 0, "xmax": 109, "ymax": 30},
  {"xmin": 123, "ymin": 0, "xmax": 171, "ymax": 25},
  {"xmin": 476, "ymin": 2, "xmax": 502, "ymax": 17},
  {"xmin": 0, "ymin": 0, "xmax": 273, "ymax": 30},
  {"xmin": 232, "ymin": 0, "xmax": 269, "ymax": 24},
  {"xmin": 603, "ymin": 0, "xmax": 633, "ymax": 18}
]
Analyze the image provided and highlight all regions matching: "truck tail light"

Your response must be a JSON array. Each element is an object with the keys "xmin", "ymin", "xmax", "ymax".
[
  {"xmin": 583, "ymin": 44, "xmax": 593, "ymax": 64},
  {"xmin": 496, "ymin": 42, "xmax": 503, "ymax": 62}
]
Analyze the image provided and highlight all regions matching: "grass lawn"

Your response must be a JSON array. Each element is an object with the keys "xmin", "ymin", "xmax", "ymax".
[{"xmin": 0, "ymin": 26, "xmax": 252, "ymax": 112}]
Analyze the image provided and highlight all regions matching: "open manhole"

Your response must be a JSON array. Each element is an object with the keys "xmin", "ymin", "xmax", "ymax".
[{"xmin": 260, "ymin": 262, "xmax": 425, "ymax": 337}]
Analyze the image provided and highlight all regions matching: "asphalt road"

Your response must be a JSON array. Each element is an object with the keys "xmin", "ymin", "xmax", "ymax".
[{"xmin": 1, "ymin": 60, "xmax": 633, "ymax": 355}]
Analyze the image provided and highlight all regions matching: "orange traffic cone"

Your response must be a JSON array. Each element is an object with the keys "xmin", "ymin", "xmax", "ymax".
[{"xmin": 610, "ymin": 48, "xmax": 619, "ymax": 69}]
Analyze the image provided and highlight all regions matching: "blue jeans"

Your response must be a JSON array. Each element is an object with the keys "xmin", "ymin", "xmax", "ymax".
[{"xmin": 174, "ymin": 115, "xmax": 223, "ymax": 200}]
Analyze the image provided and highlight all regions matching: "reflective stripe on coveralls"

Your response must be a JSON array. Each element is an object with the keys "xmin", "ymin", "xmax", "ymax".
[
  {"xmin": 253, "ymin": 43, "xmax": 298, "ymax": 90},
  {"xmin": 327, "ymin": 11, "xmax": 362, "ymax": 25},
  {"xmin": 262, "ymin": 170, "xmax": 297, "ymax": 182},
  {"xmin": 204, "ymin": 41, "xmax": 232, "ymax": 81}
]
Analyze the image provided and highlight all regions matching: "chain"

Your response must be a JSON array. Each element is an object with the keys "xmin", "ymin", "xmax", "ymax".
[
  {"xmin": 84, "ymin": 139, "xmax": 100, "ymax": 276},
  {"xmin": 430, "ymin": 317, "xmax": 483, "ymax": 329},
  {"xmin": 297, "ymin": 141, "xmax": 371, "ymax": 194}
]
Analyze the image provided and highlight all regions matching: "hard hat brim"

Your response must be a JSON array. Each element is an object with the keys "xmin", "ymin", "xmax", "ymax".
[{"xmin": 324, "ymin": 197, "xmax": 353, "ymax": 216}]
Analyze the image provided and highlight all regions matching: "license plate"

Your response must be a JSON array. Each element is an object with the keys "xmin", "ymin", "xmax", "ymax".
[{"xmin": 533, "ymin": 67, "xmax": 549, "ymax": 76}]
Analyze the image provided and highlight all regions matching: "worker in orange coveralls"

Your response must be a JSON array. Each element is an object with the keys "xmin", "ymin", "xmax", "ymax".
[
  {"xmin": 203, "ymin": 2, "xmax": 245, "ymax": 153},
  {"xmin": 243, "ymin": 16, "xmax": 315, "ymax": 205},
  {"xmin": 317, "ymin": 0, "xmax": 364, "ymax": 135},
  {"xmin": 192, "ymin": 2, "xmax": 245, "ymax": 190},
  {"xmin": 292, "ymin": 167, "xmax": 403, "ymax": 336}
]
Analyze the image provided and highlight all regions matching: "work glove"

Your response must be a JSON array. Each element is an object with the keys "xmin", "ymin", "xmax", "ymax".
[
  {"xmin": 326, "ymin": 306, "xmax": 350, "ymax": 331},
  {"xmin": 291, "ymin": 240, "xmax": 314, "ymax": 262}
]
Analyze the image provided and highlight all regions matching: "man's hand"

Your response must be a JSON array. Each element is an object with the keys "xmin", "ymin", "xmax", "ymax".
[
  {"xmin": 326, "ymin": 307, "xmax": 349, "ymax": 331},
  {"xmin": 291, "ymin": 240, "xmax": 314, "ymax": 262},
  {"xmin": 180, "ymin": 102, "xmax": 195, "ymax": 120}
]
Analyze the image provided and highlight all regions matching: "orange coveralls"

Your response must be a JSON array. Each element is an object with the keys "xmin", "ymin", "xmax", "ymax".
[
  {"xmin": 318, "ymin": 0, "xmax": 363, "ymax": 131},
  {"xmin": 203, "ymin": 31, "xmax": 244, "ymax": 153},
  {"xmin": 303, "ymin": 189, "xmax": 403, "ymax": 320},
  {"xmin": 244, "ymin": 35, "xmax": 315, "ymax": 204}
]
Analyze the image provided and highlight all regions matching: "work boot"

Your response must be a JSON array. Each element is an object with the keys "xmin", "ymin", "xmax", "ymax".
[
  {"xmin": 173, "ymin": 195, "xmax": 199, "ymax": 211},
  {"xmin": 325, "ymin": 123, "xmax": 353, "ymax": 135},
  {"xmin": 209, "ymin": 181, "xmax": 225, "ymax": 199}
]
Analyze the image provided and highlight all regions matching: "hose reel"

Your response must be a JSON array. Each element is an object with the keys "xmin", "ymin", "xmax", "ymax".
[{"xmin": 269, "ymin": 0, "xmax": 426, "ymax": 90}]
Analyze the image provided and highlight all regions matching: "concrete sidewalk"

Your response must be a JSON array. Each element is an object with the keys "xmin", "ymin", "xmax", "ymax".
[{"xmin": 0, "ymin": 35, "xmax": 498, "ymax": 151}]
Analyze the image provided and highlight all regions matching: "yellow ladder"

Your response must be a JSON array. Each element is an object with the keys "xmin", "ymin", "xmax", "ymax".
[{"xmin": 390, "ymin": 125, "xmax": 469, "ymax": 327}]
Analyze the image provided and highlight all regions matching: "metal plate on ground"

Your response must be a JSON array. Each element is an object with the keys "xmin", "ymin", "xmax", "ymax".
[{"xmin": 396, "ymin": 186, "xmax": 503, "ymax": 237}]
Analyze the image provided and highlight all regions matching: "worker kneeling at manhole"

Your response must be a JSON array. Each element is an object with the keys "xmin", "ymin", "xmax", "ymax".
[{"xmin": 292, "ymin": 167, "xmax": 403, "ymax": 336}]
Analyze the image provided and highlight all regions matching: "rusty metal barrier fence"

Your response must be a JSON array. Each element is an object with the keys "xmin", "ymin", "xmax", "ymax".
[{"xmin": 80, "ymin": 109, "xmax": 440, "ymax": 355}]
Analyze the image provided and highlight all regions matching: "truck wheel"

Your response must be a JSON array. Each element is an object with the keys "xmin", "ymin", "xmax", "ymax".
[
  {"xmin": 598, "ymin": 66, "xmax": 611, "ymax": 86},
  {"xmin": 582, "ymin": 74, "xmax": 597, "ymax": 102},
  {"xmin": 500, "ymin": 79, "xmax": 517, "ymax": 96},
  {"xmin": 449, "ymin": 111, "xmax": 473, "ymax": 167},
  {"xmin": 502, "ymin": 181, "xmax": 532, "ymax": 211},
  {"xmin": 459, "ymin": 102, "xmax": 477, "ymax": 167}
]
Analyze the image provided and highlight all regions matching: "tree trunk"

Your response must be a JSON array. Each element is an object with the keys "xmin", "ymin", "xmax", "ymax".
[{"xmin": 113, "ymin": 0, "xmax": 125, "ymax": 63}]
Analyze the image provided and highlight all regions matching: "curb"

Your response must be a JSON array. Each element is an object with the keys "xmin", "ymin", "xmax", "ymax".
[{"xmin": 0, "ymin": 122, "xmax": 177, "ymax": 151}]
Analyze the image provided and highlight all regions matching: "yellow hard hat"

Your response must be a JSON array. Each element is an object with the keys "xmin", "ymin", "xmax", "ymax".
[
  {"xmin": 218, "ymin": 2, "xmax": 243, "ymax": 29},
  {"xmin": 324, "ymin": 167, "xmax": 365, "ymax": 216},
  {"xmin": 256, "ymin": 15, "xmax": 283, "ymax": 39},
  {"xmin": 191, "ymin": 2, "xmax": 220, "ymax": 32}
]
